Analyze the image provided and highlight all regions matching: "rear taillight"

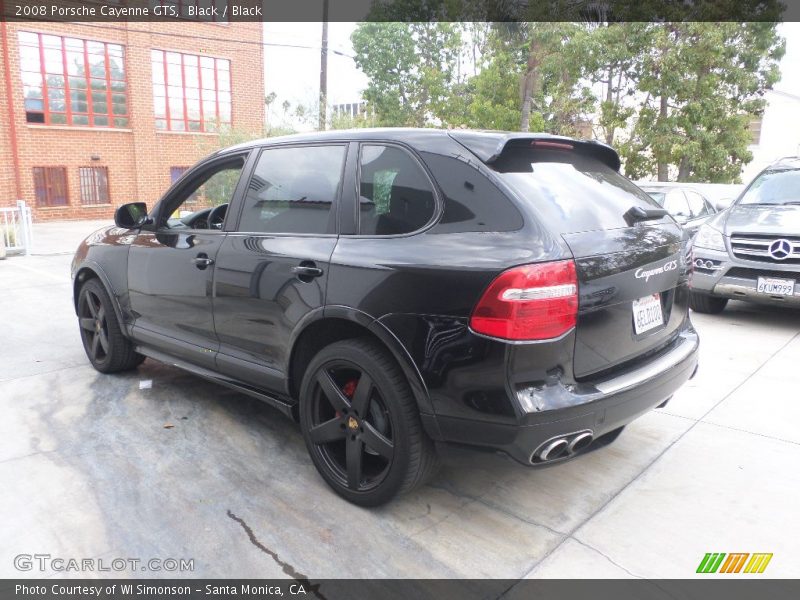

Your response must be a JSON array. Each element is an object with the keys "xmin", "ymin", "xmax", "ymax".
[{"xmin": 470, "ymin": 260, "xmax": 579, "ymax": 341}]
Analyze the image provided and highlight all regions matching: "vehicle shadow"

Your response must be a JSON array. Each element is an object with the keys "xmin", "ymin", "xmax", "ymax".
[{"xmin": 24, "ymin": 356, "xmax": 688, "ymax": 579}]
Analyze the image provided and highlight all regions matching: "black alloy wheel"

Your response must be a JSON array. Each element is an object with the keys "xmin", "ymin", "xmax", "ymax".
[
  {"xmin": 79, "ymin": 286, "xmax": 110, "ymax": 364},
  {"xmin": 300, "ymin": 339, "xmax": 438, "ymax": 506},
  {"xmin": 308, "ymin": 363, "xmax": 394, "ymax": 492},
  {"xmin": 78, "ymin": 279, "xmax": 144, "ymax": 373}
]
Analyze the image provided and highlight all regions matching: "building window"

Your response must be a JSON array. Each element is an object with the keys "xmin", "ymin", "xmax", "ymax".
[
  {"xmin": 18, "ymin": 32, "xmax": 128, "ymax": 128},
  {"xmin": 79, "ymin": 167, "xmax": 110, "ymax": 205},
  {"xmin": 152, "ymin": 50, "xmax": 231, "ymax": 132},
  {"xmin": 33, "ymin": 167, "xmax": 68, "ymax": 207},
  {"xmin": 749, "ymin": 117, "xmax": 763, "ymax": 146},
  {"xmin": 170, "ymin": 166, "xmax": 189, "ymax": 183},
  {"xmin": 170, "ymin": 166, "xmax": 197, "ymax": 203},
  {"xmin": 153, "ymin": 1, "xmax": 230, "ymax": 22}
]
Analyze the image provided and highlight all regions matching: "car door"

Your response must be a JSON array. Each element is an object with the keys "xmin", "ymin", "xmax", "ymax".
[
  {"xmin": 127, "ymin": 152, "xmax": 251, "ymax": 369},
  {"xmin": 212, "ymin": 143, "xmax": 349, "ymax": 392}
]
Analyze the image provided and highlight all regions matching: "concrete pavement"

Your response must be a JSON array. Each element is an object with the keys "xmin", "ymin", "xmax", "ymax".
[{"xmin": 1, "ymin": 220, "xmax": 798, "ymax": 580}]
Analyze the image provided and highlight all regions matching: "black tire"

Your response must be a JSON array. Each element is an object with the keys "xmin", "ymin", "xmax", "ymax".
[
  {"xmin": 299, "ymin": 338, "xmax": 439, "ymax": 506},
  {"xmin": 689, "ymin": 291, "xmax": 728, "ymax": 314},
  {"xmin": 77, "ymin": 278, "xmax": 145, "ymax": 373}
]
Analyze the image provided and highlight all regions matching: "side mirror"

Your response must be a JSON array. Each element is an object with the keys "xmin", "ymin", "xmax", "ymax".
[
  {"xmin": 714, "ymin": 199, "xmax": 733, "ymax": 212},
  {"xmin": 114, "ymin": 202, "xmax": 150, "ymax": 229}
]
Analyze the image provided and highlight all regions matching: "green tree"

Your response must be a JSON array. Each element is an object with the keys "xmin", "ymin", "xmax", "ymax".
[
  {"xmin": 467, "ymin": 23, "xmax": 593, "ymax": 135},
  {"xmin": 463, "ymin": 40, "xmax": 525, "ymax": 131},
  {"xmin": 351, "ymin": 22, "xmax": 463, "ymax": 126},
  {"xmin": 582, "ymin": 22, "xmax": 652, "ymax": 145},
  {"xmin": 351, "ymin": 13, "xmax": 784, "ymax": 183},
  {"xmin": 622, "ymin": 22, "xmax": 784, "ymax": 182}
]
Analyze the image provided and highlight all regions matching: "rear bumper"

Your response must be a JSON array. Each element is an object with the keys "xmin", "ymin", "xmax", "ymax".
[
  {"xmin": 691, "ymin": 248, "xmax": 800, "ymax": 307},
  {"xmin": 434, "ymin": 328, "xmax": 699, "ymax": 465}
]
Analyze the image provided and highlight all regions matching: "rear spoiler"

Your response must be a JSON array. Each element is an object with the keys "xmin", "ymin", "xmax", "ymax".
[{"xmin": 448, "ymin": 131, "xmax": 621, "ymax": 172}]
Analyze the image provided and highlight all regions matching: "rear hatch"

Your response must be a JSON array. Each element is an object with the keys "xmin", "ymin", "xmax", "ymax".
[{"xmin": 488, "ymin": 142, "xmax": 686, "ymax": 379}]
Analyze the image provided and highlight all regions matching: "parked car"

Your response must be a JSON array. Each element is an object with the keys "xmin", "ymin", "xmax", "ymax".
[
  {"xmin": 71, "ymin": 129, "xmax": 699, "ymax": 506},
  {"xmin": 690, "ymin": 156, "xmax": 800, "ymax": 313},
  {"xmin": 639, "ymin": 184, "xmax": 718, "ymax": 237}
]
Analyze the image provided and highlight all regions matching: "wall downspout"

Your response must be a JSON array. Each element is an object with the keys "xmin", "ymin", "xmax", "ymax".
[{"xmin": 1, "ymin": 19, "xmax": 23, "ymax": 203}]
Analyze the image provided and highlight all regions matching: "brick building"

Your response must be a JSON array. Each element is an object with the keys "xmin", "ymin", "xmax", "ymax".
[{"xmin": 0, "ymin": 20, "xmax": 264, "ymax": 221}]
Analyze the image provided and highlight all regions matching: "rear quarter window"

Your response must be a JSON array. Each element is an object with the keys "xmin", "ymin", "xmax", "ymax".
[
  {"xmin": 492, "ymin": 148, "xmax": 663, "ymax": 234},
  {"xmin": 420, "ymin": 152, "xmax": 523, "ymax": 234}
]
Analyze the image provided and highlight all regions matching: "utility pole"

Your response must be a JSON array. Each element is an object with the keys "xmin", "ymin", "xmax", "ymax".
[{"xmin": 318, "ymin": 0, "xmax": 329, "ymax": 130}]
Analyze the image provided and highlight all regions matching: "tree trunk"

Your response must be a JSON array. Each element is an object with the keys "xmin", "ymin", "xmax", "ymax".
[
  {"xmin": 677, "ymin": 156, "xmax": 691, "ymax": 182},
  {"xmin": 520, "ymin": 37, "xmax": 542, "ymax": 132},
  {"xmin": 605, "ymin": 67, "xmax": 615, "ymax": 145},
  {"xmin": 657, "ymin": 94, "xmax": 669, "ymax": 181}
]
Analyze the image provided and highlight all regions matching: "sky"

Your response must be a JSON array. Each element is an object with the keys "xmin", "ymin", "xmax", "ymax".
[
  {"xmin": 774, "ymin": 22, "xmax": 800, "ymax": 97},
  {"xmin": 263, "ymin": 22, "xmax": 800, "ymax": 130},
  {"xmin": 263, "ymin": 22, "xmax": 365, "ymax": 129}
]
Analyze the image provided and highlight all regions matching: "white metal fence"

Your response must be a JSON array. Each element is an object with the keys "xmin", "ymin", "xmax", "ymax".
[{"xmin": 0, "ymin": 201, "xmax": 33, "ymax": 257}]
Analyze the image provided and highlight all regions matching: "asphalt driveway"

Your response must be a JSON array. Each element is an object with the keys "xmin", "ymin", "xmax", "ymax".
[{"xmin": 1, "ymin": 220, "xmax": 798, "ymax": 579}]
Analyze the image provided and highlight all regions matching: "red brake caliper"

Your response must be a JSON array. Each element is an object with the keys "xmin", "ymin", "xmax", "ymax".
[{"xmin": 337, "ymin": 379, "xmax": 358, "ymax": 418}]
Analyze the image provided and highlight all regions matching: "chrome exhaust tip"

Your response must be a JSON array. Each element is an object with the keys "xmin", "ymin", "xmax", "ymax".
[
  {"xmin": 568, "ymin": 431, "xmax": 594, "ymax": 454},
  {"xmin": 538, "ymin": 438, "xmax": 569, "ymax": 462}
]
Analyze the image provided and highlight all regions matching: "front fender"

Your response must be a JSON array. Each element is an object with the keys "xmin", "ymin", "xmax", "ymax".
[
  {"xmin": 72, "ymin": 261, "xmax": 129, "ymax": 335},
  {"xmin": 71, "ymin": 225, "xmax": 135, "ymax": 322}
]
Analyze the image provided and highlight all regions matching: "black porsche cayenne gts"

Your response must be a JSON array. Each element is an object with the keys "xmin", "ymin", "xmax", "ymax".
[{"xmin": 71, "ymin": 129, "xmax": 699, "ymax": 506}]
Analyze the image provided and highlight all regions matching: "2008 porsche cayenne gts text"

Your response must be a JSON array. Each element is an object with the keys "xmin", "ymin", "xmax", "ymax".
[{"xmin": 71, "ymin": 129, "xmax": 699, "ymax": 506}]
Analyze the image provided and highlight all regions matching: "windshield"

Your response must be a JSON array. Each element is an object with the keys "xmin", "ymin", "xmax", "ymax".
[
  {"xmin": 645, "ymin": 191, "xmax": 666, "ymax": 206},
  {"xmin": 492, "ymin": 148, "xmax": 663, "ymax": 234},
  {"xmin": 739, "ymin": 168, "xmax": 800, "ymax": 206}
]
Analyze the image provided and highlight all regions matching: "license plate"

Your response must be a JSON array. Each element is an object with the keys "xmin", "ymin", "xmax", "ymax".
[
  {"xmin": 757, "ymin": 277, "xmax": 795, "ymax": 296},
  {"xmin": 632, "ymin": 293, "xmax": 664, "ymax": 335}
]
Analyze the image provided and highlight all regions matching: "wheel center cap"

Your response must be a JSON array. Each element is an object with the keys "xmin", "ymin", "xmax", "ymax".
[{"xmin": 347, "ymin": 416, "xmax": 359, "ymax": 430}]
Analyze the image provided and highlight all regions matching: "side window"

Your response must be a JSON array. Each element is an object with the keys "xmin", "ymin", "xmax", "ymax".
[
  {"xmin": 238, "ymin": 145, "xmax": 344, "ymax": 235},
  {"xmin": 685, "ymin": 190, "xmax": 708, "ymax": 218},
  {"xmin": 161, "ymin": 157, "xmax": 245, "ymax": 228},
  {"xmin": 663, "ymin": 190, "xmax": 691, "ymax": 219},
  {"xmin": 359, "ymin": 145, "xmax": 436, "ymax": 235}
]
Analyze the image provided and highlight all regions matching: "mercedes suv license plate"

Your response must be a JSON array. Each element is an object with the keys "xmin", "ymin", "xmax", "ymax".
[
  {"xmin": 757, "ymin": 277, "xmax": 795, "ymax": 296},
  {"xmin": 633, "ymin": 293, "xmax": 664, "ymax": 335}
]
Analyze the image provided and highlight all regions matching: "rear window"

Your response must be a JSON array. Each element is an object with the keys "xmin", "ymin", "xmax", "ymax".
[{"xmin": 492, "ymin": 148, "xmax": 662, "ymax": 234}]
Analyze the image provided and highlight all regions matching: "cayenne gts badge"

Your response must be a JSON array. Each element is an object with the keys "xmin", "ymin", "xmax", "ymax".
[
  {"xmin": 768, "ymin": 239, "xmax": 792, "ymax": 261},
  {"xmin": 634, "ymin": 260, "xmax": 678, "ymax": 282}
]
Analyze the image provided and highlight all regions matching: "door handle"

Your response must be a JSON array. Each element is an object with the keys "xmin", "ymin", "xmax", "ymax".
[
  {"xmin": 192, "ymin": 254, "xmax": 214, "ymax": 269},
  {"xmin": 291, "ymin": 265, "xmax": 323, "ymax": 278}
]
